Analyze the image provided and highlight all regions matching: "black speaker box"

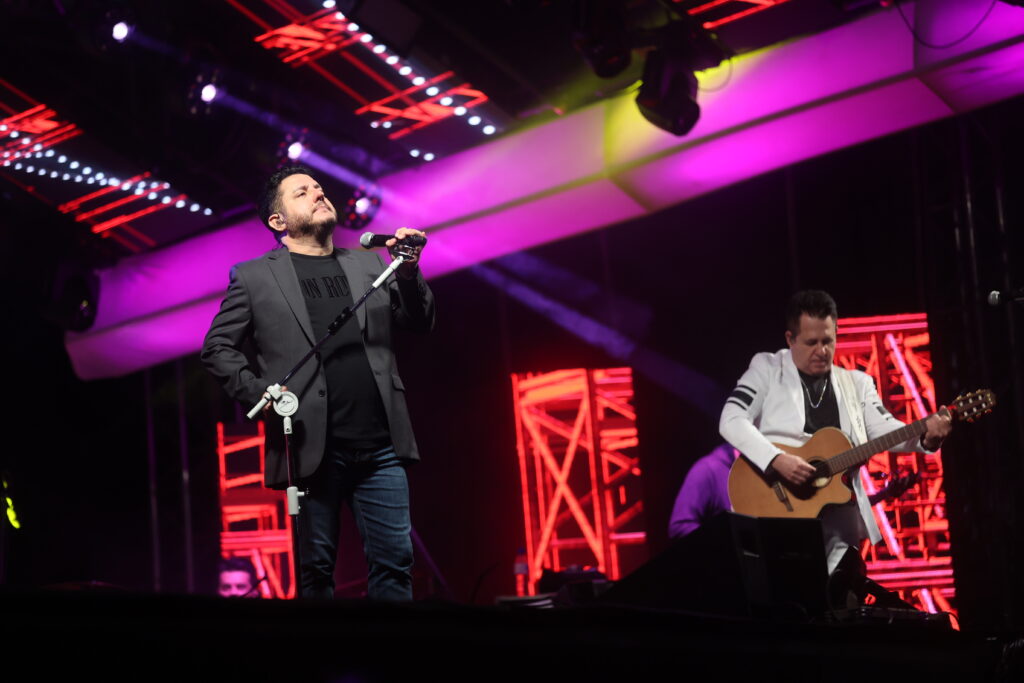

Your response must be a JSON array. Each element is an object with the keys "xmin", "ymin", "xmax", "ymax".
[{"xmin": 601, "ymin": 512, "xmax": 829, "ymax": 619}]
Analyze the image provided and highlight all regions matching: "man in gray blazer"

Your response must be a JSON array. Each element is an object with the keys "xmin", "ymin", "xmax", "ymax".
[{"xmin": 201, "ymin": 166, "xmax": 435, "ymax": 600}]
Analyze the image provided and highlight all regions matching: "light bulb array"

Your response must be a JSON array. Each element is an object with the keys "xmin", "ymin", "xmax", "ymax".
[
  {"xmin": 321, "ymin": 9, "xmax": 499, "ymax": 151},
  {"xmin": 2, "ymin": 141, "xmax": 214, "ymax": 217}
]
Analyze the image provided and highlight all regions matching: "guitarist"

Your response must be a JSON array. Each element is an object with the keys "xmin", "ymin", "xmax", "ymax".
[{"xmin": 719, "ymin": 290, "xmax": 952, "ymax": 573}]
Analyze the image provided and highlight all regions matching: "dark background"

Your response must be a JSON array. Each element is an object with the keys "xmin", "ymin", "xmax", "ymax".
[{"xmin": 2, "ymin": 93, "xmax": 1021, "ymax": 631}]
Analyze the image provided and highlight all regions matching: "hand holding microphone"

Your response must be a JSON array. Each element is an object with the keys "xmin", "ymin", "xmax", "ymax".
[
  {"xmin": 361, "ymin": 227, "xmax": 427, "ymax": 277},
  {"xmin": 359, "ymin": 230, "xmax": 427, "ymax": 248}
]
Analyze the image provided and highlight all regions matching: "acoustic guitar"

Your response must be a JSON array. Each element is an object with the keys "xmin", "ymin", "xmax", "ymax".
[{"xmin": 728, "ymin": 389, "xmax": 996, "ymax": 519}]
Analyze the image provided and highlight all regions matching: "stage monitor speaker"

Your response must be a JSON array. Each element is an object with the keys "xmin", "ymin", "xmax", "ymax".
[{"xmin": 600, "ymin": 512, "xmax": 829, "ymax": 619}]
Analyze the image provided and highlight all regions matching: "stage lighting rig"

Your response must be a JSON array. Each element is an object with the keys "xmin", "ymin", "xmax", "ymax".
[
  {"xmin": 276, "ymin": 128, "xmax": 309, "ymax": 164},
  {"xmin": 572, "ymin": 1, "xmax": 730, "ymax": 137},
  {"xmin": 112, "ymin": 21, "xmax": 132, "ymax": 43},
  {"xmin": 636, "ymin": 16, "xmax": 729, "ymax": 136},
  {"xmin": 187, "ymin": 70, "xmax": 221, "ymax": 117},
  {"xmin": 571, "ymin": 0, "xmax": 633, "ymax": 78},
  {"xmin": 340, "ymin": 185, "xmax": 381, "ymax": 231}
]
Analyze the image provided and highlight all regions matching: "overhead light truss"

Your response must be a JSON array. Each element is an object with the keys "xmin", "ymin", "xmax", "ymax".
[
  {"xmin": 225, "ymin": 0, "xmax": 497, "ymax": 144},
  {"xmin": 0, "ymin": 80, "xmax": 213, "ymax": 254}
]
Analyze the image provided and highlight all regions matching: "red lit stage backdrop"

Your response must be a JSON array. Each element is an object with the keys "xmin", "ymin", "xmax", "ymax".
[
  {"xmin": 217, "ymin": 421, "xmax": 295, "ymax": 599},
  {"xmin": 211, "ymin": 314, "xmax": 954, "ymax": 609},
  {"xmin": 511, "ymin": 367, "xmax": 646, "ymax": 596},
  {"xmin": 510, "ymin": 314, "xmax": 956, "ymax": 617},
  {"xmin": 834, "ymin": 313, "xmax": 956, "ymax": 620}
]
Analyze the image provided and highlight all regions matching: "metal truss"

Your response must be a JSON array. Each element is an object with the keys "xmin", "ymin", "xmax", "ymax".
[
  {"xmin": 0, "ymin": 80, "xmax": 201, "ymax": 253},
  {"xmin": 512, "ymin": 367, "xmax": 645, "ymax": 596},
  {"xmin": 835, "ymin": 313, "xmax": 957, "ymax": 620},
  {"xmin": 225, "ymin": 0, "xmax": 489, "ymax": 141},
  {"xmin": 217, "ymin": 421, "xmax": 296, "ymax": 599}
]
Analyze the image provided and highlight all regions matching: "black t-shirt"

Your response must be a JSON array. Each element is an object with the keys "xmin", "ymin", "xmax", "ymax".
[
  {"xmin": 798, "ymin": 369, "xmax": 841, "ymax": 434},
  {"xmin": 290, "ymin": 252, "xmax": 390, "ymax": 450}
]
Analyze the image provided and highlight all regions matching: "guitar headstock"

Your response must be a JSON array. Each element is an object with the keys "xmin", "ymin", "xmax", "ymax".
[{"xmin": 949, "ymin": 389, "xmax": 997, "ymax": 423}]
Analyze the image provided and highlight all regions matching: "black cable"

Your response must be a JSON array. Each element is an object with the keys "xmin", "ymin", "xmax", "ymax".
[{"xmin": 895, "ymin": 0, "xmax": 998, "ymax": 50}]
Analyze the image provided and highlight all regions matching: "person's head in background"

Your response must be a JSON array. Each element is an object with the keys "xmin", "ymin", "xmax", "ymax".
[{"xmin": 217, "ymin": 557, "xmax": 259, "ymax": 598}]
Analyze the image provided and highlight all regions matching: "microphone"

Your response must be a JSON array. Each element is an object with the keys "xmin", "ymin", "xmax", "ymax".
[
  {"xmin": 359, "ymin": 231, "xmax": 427, "ymax": 249},
  {"xmin": 987, "ymin": 288, "xmax": 1024, "ymax": 307}
]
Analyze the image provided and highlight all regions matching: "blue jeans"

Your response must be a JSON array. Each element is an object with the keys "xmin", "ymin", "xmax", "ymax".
[{"xmin": 298, "ymin": 445, "xmax": 413, "ymax": 601}]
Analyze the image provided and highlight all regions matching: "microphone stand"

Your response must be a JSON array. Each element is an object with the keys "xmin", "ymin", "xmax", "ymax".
[{"xmin": 246, "ymin": 252, "xmax": 409, "ymax": 598}]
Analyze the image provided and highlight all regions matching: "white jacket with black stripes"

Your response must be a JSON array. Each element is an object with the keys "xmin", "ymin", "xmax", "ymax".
[{"xmin": 719, "ymin": 348, "xmax": 928, "ymax": 558}]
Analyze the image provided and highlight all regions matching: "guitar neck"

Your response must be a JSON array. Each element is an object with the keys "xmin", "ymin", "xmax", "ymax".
[{"xmin": 826, "ymin": 417, "xmax": 931, "ymax": 475}]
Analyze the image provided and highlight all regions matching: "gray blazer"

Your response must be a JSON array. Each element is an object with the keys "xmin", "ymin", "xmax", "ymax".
[{"xmin": 201, "ymin": 246, "xmax": 435, "ymax": 487}]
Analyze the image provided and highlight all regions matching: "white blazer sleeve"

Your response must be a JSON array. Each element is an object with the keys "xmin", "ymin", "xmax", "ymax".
[{"xmin": 719, "ymin": 353, "xmax": 786, "ymax": 473}]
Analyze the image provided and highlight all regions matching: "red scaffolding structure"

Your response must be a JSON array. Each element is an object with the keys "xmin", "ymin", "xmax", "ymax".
[
  {"xmin": 216, "ymin": 421, "xmax": 295, "ymax": 599},
  {"xmin": 834, "ymin": 313, "xmax": 957, "ymax": 619},
  {"xmin": 511, "ymin": 367, "xmax": 646, "ymax": 596}
]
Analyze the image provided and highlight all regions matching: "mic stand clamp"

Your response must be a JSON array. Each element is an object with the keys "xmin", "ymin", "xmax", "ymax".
[{"xmin": 245, "ymin": 254, "xmax": 407, "ymax": 598}]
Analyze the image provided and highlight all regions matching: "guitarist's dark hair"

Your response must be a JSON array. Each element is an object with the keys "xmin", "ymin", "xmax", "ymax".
[{"xmin": 786, "ymin": 290, "xmax": 838, "ymax": 335}]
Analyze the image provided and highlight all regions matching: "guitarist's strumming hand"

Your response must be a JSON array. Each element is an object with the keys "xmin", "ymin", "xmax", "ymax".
[{"xmin": 770, "ymin": 452, "xmax": 817, "ymax": 486}]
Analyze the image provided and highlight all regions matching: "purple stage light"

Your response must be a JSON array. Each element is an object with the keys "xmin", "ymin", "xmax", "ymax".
[
  {"xmin": 112, "ymin": 22, "xmax": 130, "ymax": 42},
  {"xmin": 287, "ymin": 141, "xmax": 304, "ymax": 160},
  {"xmin": 200, "ymin": 84, "xmax": 218, "ymax": 103}
]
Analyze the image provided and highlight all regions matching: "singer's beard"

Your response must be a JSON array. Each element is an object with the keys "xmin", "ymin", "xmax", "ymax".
[{"xmin": 288, "ymin": 212, "xmax": 336, "ymax": 244}]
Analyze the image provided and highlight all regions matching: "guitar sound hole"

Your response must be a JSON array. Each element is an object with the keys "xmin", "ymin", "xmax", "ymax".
[
  {"xmin": 786, "ymin": 459, "xmax": 831, "ymax": 498},
  {"xmin": 809, "ymin": 459, "xmax": 831, "ymax": 489}
]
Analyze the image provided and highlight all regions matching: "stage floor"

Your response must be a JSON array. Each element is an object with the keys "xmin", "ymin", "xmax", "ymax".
[{"xmin": 1, "ymin": 587, "xmax": 1007, "ymax": 682}]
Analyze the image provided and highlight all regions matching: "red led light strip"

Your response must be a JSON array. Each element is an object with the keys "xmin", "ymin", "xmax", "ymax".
[
  {"xmin": 58, "ymin": 172, "xmax": 152, "ymax": 213},
  {"xmin": 1, "ymin": 111, "xmax": 82, "ymax": 162},
  {"xmin": 681, "ymin": 0, "xmax": 795, "ymax": 30},
  {"xmin": 75, "ymin": 183, "xmax": 169, "ymax": 222},
  {"xmin": 255, "ymin": 10, "xmax": 362, "ymax": 67},
  {"xmin": 90, "ymin": 194, "xmax": 187, "ymax": 234},
  {"xmin": 354, "ymin": 74, "xmax": 488, "ymax": 141}
]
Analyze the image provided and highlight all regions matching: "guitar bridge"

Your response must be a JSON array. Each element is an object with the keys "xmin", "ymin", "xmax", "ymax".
[{"xmin": 772, "ymin": 481, "xmax": 794, "ymax": 512}]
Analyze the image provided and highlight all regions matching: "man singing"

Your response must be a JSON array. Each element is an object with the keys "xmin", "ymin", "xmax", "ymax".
[
  {"xmin": 719, "ymin": 290, "xmax": 950, "ymax": 574},
  {"xmin": 201, "ymin": 166, "xmax": 435, "ymax": 600}
]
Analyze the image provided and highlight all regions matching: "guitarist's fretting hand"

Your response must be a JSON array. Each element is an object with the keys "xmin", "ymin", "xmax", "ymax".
[
  {"xmin": 922, "ymin": 412, "xmax": 953, "ymax": 451},
  {"xmin": 770, "ymin": 452, "xmax": 817, "ymax": 485}
]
